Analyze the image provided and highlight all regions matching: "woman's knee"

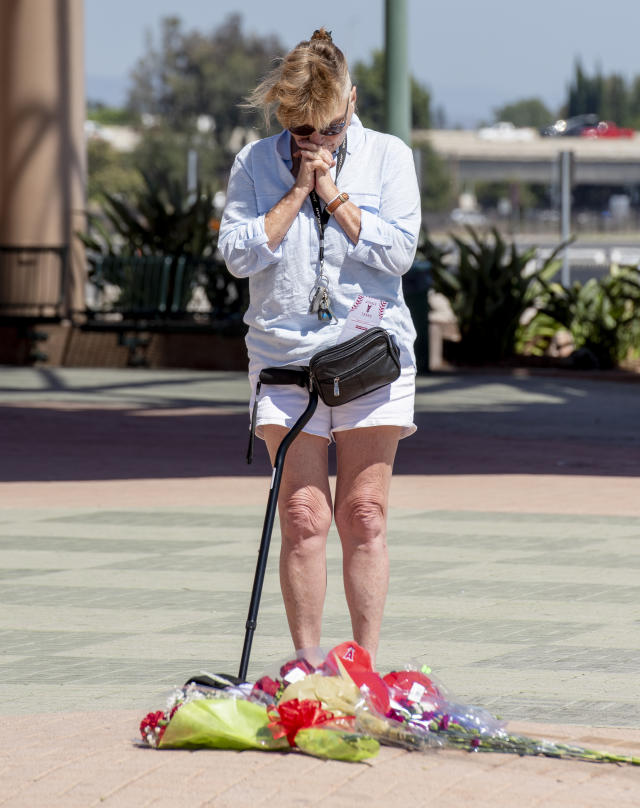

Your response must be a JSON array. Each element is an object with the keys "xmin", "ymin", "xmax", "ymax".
[
  {"xmin": 335, "ymin": 494, "xmax": 387, "ymax": 545},
  {"xmin": 280, "ymin": 487, "xmax": 332, "ymax": 544}
]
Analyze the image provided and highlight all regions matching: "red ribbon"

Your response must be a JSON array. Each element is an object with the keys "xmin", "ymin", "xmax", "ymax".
[{"xmin": 267, "ymin": 698, "xmax": 334, "ymax": 746}]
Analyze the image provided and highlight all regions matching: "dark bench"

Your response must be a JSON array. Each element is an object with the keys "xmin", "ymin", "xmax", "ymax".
[
  {"xmin": 79, "ymin": 254, "xmax": 431, "ymax": 370},
  {"xmin": 80, "ymin": 254, "xmax": 248, "ymax": 365}
]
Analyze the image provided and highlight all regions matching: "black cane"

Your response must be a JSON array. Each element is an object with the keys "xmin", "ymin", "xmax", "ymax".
[{"xmin": 238, "ymin": 384, "xmax": 318, "ymax": 681}]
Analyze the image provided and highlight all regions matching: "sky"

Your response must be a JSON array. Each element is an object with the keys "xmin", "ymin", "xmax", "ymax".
[{"xmin": 85, "ymin": 0, "xmax": 640, "ymax": 128}]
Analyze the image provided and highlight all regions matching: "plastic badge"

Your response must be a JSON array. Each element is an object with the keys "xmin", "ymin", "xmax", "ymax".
[{"xmin": 340, "ymin": 295, "xmax": 388, "ymax": 340}]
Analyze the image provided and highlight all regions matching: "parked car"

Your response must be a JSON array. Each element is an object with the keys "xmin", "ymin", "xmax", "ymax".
[
  {"xmin": 540, "ymin": 114, "xmax": 599, "ymax": 136},
  {"xmin": 580, "ymin": 120, "xmax": 634, "ymax": 138},
  {"xmin": 450, "ymin": 208, "xmax": 487, "ymax": 226},
  {"xmin": 477, "ymin": 121, "xmax": 535, "ymax": 141}
]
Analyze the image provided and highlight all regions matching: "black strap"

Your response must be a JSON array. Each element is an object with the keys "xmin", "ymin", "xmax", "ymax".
[
  {"xmin": 309, "ymin": 136, "xmax": 347, "ymax": 266},
  {"xmin": 246, "ymin": 380, "xmax": 261, "ymax": 464},
  {"xmin": 259, "ymin": 367, "xmax": 309, "ymax": 387},
  {"xmin": 246, "ymin": 367, "xmax": 310, "ymax": 464}
]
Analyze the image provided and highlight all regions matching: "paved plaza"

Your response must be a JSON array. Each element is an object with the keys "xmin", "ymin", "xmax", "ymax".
[{"xmin": 0, "ymin": 365, "xmax": 639, "ymax": 806}]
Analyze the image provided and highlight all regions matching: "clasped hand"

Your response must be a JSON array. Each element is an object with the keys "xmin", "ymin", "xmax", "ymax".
[{"xmin": 293, "ymin": 142, "xmax": 338, "ymax": 202}]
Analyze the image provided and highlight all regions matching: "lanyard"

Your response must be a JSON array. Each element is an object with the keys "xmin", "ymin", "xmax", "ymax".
[{"xmin": 308, "ymin": 136, "xmax": 347, "ymax": 268}]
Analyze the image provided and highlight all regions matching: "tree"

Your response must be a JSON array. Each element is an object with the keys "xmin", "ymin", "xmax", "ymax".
[
  {"xmin": 566, "ymin": 60, "xmax": 592, "ymax": 117},
  {"xmin": 352, "ymin": 50, "xmax": 431, "ymax": 131},
  {"xmin": 630, "ymin": 77, "xmax": 640, "ymax": 128},
  {"xmin": 564, "ymin": 60, "xmax": 640, "ymax": 126},
  {"xmin": 352, "ymin": 50, "xmax": 450, "ymax": 209},
  {"xmin": 352, "ymin": 51, "xmax": 386, "ymax": 130},
  {"xmin": 131, "ymin": 127, "xmax": 223, "ymax": 194},
  {"xmin": 87, "ymin": 139, "xmax": 143, "ymax": 202},
  {"xmin": 87, "ymin": 102, "xmax": 139, "ymax": 126},
  {"xmin": 411, "ymin": 75, "xmax": 431, "ymax": 129},
  {"xmin": 420, "ymin": 142, "xmax": 454, "ymax": 212},
  {"xmin": 493, "ymin": 98, "xmax": 553, "ymax": 128},
  {"xmin": 127, "ymin": 15, "xmax": 285, "ymax": 153},
  {"xmin": 601, "ymin": 74, "xmax": 628, "ymax": 124}
]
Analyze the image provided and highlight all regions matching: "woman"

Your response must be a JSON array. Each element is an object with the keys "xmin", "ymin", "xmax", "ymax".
[{"xmin": 219, "ymin": 29, "xmax": 420, "ymax": 665}]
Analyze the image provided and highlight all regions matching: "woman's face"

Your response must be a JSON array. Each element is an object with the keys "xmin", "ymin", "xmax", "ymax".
[{"xmin": 289, "ymin": 86, "xmax": 356, "ymax": 152}]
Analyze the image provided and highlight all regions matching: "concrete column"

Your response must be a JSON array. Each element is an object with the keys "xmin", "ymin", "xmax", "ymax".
[
  {"xmin": 0, "ymin": 0, "xmax": 86, "ymax": 316},
  {"xmin": 384, "ymin": 0, "xmax": 411, "ymax": 145}
]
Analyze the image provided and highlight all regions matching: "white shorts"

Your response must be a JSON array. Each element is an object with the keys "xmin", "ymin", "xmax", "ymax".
[{"xmin": 249, "ymin": 365, "xmax": 417, "ymax": 443}]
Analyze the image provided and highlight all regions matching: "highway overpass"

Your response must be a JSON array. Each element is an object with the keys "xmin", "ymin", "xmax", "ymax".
[{"xmin": 413, "ymin": 130, "xmax": 640, "ymax": 185}]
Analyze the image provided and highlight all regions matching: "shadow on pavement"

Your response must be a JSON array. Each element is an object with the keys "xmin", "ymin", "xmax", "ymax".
[{"xmin": 1, "ymin": 368, "xmax": 638, "ymax": 481}]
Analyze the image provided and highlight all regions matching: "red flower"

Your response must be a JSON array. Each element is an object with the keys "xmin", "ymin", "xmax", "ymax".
[
  {"xmin": 252, "ymin": 675, "xmax": 281, "ymax": 697},
  {"xmin": 279, "ymin": 657, "xmax": 316, "ymax": 681},
  {"xmin": 140, "ymin": 710, "xmax": 169, "ymax": 745},
  {"xmin": 383, "ymin": 670, "xmax": 441, "ymax": 706},
  {"xmin": 267, "ymin": 699, "xmax": 334, "ymax": 746},
  {"xmin": 140, "ymin": 710, "xmax": 164, "ymax": 734}
]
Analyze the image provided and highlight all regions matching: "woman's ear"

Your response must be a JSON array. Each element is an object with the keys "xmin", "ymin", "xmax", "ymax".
[{"xmin": 350, "ymin": 85, "xmax": 357, "ymax": 116}]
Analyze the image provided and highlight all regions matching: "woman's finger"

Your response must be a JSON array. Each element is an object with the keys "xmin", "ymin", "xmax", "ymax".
[
  {"xmin": 296, "ymin": 154, "xmax": 335, "ymax": 174},
  {"xmin": 295, "ymin": 145, "xmax": 335, "ymax": 164}
]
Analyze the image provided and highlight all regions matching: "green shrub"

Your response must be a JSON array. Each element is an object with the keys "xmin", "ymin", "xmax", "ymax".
[
  {"xmin": 421, "ymin": 227, "xmax": 565, "ymax": 364},
  {"xmin": 78, "ymin": 171, "xmax": 247, "ymax": 317},
  {"xmin": 531, "ymin": 266, "xmax": 640, "ymax": 368},
  {"xmin": 80, "ymin": 170, "xmax": 218, "ymax": 259}
]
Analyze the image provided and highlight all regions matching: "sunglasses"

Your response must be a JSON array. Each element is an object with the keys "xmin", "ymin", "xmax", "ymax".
[{"xmin": 289, "ymin": 93, "xmax": 351, "ymax": 137}]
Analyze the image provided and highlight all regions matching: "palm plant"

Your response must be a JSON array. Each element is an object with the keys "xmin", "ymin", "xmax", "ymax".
[
  {"xmin": 79, "ymin": 171, "xmax": 247, "ymax": 318},
  {"xmin": 532, "ymin": 266, "xmax": 640, "ymax": 368},
  {"xmin": 80, "ymin": 171, "xmax": 217, "ymax": 258},
  {"xmin": 421, "ymin": 227, "xmax": 567, "ymax": 364}
]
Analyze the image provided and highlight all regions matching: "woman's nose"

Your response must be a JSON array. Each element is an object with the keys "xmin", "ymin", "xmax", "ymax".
[{"xmin": 308, "ymin": 131, "xmax": 325, "ymax": 145}]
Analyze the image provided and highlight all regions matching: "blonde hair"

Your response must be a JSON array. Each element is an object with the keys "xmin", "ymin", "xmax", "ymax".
[{"xmin": 246, "ymin": 28, "xmax": 351, "ymax": 131}]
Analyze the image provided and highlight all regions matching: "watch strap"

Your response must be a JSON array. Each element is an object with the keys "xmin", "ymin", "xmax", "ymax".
[{"xmin": 326, "ymin": 192, "xmax": 349, "ymax": 214}]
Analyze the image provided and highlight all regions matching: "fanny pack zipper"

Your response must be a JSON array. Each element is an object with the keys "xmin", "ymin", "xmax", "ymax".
[
  {"xmin": 318, "ymin": 345, "xmax": 390, "ymax": 398},
  {"xmin": 311, "ymin": 329, "xmax": 389, "ymax": 366}
]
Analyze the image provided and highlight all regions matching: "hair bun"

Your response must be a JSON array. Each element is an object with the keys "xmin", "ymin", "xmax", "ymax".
[{"xmin": 311, "ymin": 28, "xmax": 333, "ymax": 43}]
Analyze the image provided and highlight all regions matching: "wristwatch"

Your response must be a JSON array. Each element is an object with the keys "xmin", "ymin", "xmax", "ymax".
[{"xmin": 326, "ymin": 192, "xmax": 349, "ymax": 215}]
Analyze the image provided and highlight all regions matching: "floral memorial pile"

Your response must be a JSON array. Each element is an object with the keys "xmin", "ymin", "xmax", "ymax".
[{"xmin": 140, "ymin": 641, "xmax": 639, "ymax": 765}]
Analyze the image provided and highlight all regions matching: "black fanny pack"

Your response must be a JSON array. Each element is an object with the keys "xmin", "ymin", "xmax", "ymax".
[
  {"xmin": 309, "ymin": 326, "xmax": 401, "ymax": 406},
  {"xmin": 247, "ymin": 327, "xmax": 401, "ymax": 463}
]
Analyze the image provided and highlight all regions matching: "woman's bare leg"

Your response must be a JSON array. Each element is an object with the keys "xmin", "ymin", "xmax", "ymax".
[
  {"xmin": 333, "ymin": 426, "xmax": 401, "ymax": 665},
  {"xmin": 262, "ymin": 426, "xmax": 333, "ymax": 651}
]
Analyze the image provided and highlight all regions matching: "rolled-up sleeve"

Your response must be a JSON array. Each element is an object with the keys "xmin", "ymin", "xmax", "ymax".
[
  {"xmin": 218, "ymin": 155, "xmax": 283, "ymax": 278},
  {"xmin": 348, "ymin": 139, "xmax": 421, "ymax": 276}
]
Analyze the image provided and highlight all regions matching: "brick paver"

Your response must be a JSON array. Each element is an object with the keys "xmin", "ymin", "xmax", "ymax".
[
  {"xmin": 0, "ymin": 366, "xmax": 638, "ymax": 806},
  {"xmin": 1, "ymin": 713, "xmax": 639, "ymax": 807}
]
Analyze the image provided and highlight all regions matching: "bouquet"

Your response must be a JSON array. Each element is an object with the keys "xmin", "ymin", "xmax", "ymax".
[{"xmin": 139, "ymin": 641, "xmax": 639, "ymax": 766}]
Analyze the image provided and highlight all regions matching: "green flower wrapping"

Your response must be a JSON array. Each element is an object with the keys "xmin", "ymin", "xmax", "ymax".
[
  {"xmin": 159, "ymin": 698, "xmax": 287, "ymax": 751},
  {"xmin": 294, "ymin": 727, "xmax": 379, "ymax": 761}
]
